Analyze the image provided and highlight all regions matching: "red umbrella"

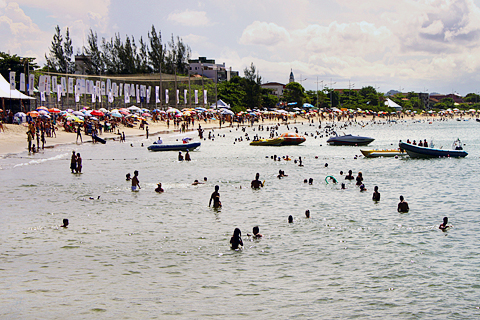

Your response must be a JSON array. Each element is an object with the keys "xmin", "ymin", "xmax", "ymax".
[
  {"xmin": 91, "ymin": 110, "xmax": 105, "ymax": 117},
  {"xmin": 48, "ymin": 108, "xmax": 61, "ymax": 113},
  {"xmin": 142, "ymin": 112, "xmax": 152, "ymax": 117}
]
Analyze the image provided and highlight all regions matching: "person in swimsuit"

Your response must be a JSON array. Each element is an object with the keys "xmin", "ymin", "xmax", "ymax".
[
  {"xmin": 178, "ymin": 151, "xmax": 184, "ymax": 161},
  {"xmin": 372, "ymin": 186, "xmax": 380, "ymax": 201},
  {"xmin": 397, "ymin": 195, "xmax": 409, "ymax": 213},
  {"xmin": 60, "ymin": 219, "xmax": 69, "ymax": 228},
  {"xmin": 209, "ymin": 185, "xmax": 221, "ymax": 208},
  {"xmin": 230, "ymin": 228, "xmax": 243, "ymax": 249},
  {"xmin": 155, "ymin": 183, "xmax": 164, "ymax": 193},
  {"xmin": 251, "ymin": 173, "xmax": 263, "ymax": 188},
  {"xmin": 126, "ymin": 173, "xmax": 131, "ymax": 181},
  {"xmin": 76, "ymin": 153, "xmax": 82, "ymax": 173},
  {"xmin": 439, "ymin": 217, "xmax": 451, "ymax": 231},
  {"xmin": 185, "ymin": 150, "xmax": 191, "ymax": 161},
  {"xmin": 248, "ymin": 226, "xmax": 263, "ymax": 238},
  {"xmin": 305, "ymin": 210, "xmax": 310, "ymax": 218},
  {"xmin": 345, "ymin": 170, "xmax": 354, "ymax": 180},
  {"xmin": 132, "ymin": 170, "xmax": 140, "ymax": 191},
  {"xmin": 356, "ymin": 172, "xmax": 363, "ymax": 186},
  {"xmin": 70, "ymin": 151, "xmax": 77, "ymax": 173},
  {"xmin": 288, "ymin": 215, "xmax": 293, "ymax": 223}
]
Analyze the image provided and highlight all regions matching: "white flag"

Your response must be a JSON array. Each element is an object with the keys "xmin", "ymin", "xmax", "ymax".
[
  {"xmin": 165, "ymin": 89, "xmax": 169, "ymax": 104},
  {"xmin": 57, "ymin": 85, "xmax": 62, "ymax": 101},
  {"xmin": 92, "ymin": 92, "xmax": 96, "ymax": 103},
  {"xmin": 155, "ymin": 86, "xmax": 160, "ymax": 103},
  {"xmin": 96, "ymin": 81, "xmax": 101, "ymax": 95},
  {"xmin": 41, "ymin": 91, "xmax": 46, "ymax": 101},
  {"xmin": 46, "ymin": 76, "xmax": 51, "ymax": 95},
  {"xmin": 125, "ymin": 93, "xmax": 130, "ymax": 103},
  {"xmin": 147, "ymin": 86, "xmax": 151, "ymax": 103},
  {"xmin": 28, "ymin": 74, "xmax": 34, "ymax": 95},
  {"xmin": 203, "ymin": 90, "xmax": 207, "ymax": 105},
  {"xmin": 51, "ymin": 76, "xmax": 57, "ymax": 92},
  {"xmin": 9, "ymin": 71, "xmax": 15, "ymax": 90},
  {"xmin": 108, "ymin": 92, "xmax": 114, "ymax": 103},
  {"xmin": 113, "ymin": 83, "xmax": 118, "ymax": 97},
  {"xmin": 136, "ymin": 85, "xmax": 140, "ymax": 103},
  {"xmin": 39, "ymin": 76, "xmax": 45, "ymax": 92},
  {"xmin": 101, "ymin": 81, "xmax": 106, "ymax": 95},
  {"xmin": 184, "ymin": 89, "xmax": 187, "ymax": 104},
  {"xmin": 68, "ymin": 78, "xmax": 74, "ymax": 93},
  {"xmin": 106, "ymin": 79, "xmax": 111, "ymax": 93},
  {"xmin": 61, "ymin": 77, "xmax": 67, "ymax": 95},
  {"xmin": 195, "ymin": 90, "xmax": 198, "ymax": 104},
  {"xmin": 130, "ymin": 84, "xmax": 135, "ymax": 97},
  {"xmin": 176, "ymin": 89, "xmax": 179, "ymax": 104},
  {"xmin": 81, "ymin": 79, "xmax": 86, "ymax": 94},
  {"xmin": 20, "ymin": 73, "xmax": 25, "ymax": 91},
  {"xmin": 75, "ymin": 85, "xmax": 80, "ymax": 102},
  {"xmin": 119, "ymin": 83, "xmax": 123, "ymax": 97}
]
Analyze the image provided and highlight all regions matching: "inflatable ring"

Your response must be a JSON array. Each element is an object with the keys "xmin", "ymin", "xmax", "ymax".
[{"xmin": 325, "ymin": 176, "xmax": 338, "ymax": 184}]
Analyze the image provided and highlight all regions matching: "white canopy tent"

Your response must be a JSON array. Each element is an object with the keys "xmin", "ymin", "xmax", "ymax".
[
  {"xmin": 210, "ymin": 99, "xmax": 230, "ymax": 109},
  {"xmin": 0, "ymin": 73, "xmax": 35, "ymax": 100},
  {"xmin": 384, "ymin": 98, "xmax": 402, "ymax": 111}
]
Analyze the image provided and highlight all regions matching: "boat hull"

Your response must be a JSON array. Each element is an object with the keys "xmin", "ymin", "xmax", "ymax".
[
  {"xmin": 250, "ymin": 138, "xmax": 285, "ymax": 146},
  {"xmin": 279, "ymin": 133, "xmax": 306, "ymax": 145},
  {"xmin": 147, "ymin": 142, "xmax": 201, "ymax": 151},
  {"xmin": 399, "ymin": 142, "xmax": 467, "ymax": 158},
  {"xmin": 360, "ymin": 149, "xmax": 405, "ymax": 158},
  {"xmin": 327, "ymin": 135, "xmax": 374, "ymax": 146}
]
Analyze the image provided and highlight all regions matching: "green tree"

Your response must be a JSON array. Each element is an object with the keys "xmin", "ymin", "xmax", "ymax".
[
  {"xmin": 464, "ymin": 93, "xmax": 480, "ymax": 104},
  {"xmin": 359, "ymin": 86, "xmax": 379, "ymax": 106},
  {"xmin": 283, "ymin": 82, "xmax": 306, "ymax": 106},
  {"xmin": 0, "ymin": 52, "xmax": 38, "ymax": 83},
  {"xmin": 241, "ymin": 63, "xmax": 262, "ymax": 109},
  {"xmin": 148, "ymin": 25, "xmax": 165, "ymax": 73},
  {"xmin": 217, "ymin": 76, "xmax": 246, "ymax": 112},
  {"xmin": 261, "ymin": 88, "xmax": 279, "ymax": 108},
  {"xmin": 84, "ymin": 29, "xmax": 104, "ymax": 75},
  {"xmin": 45, "ymin": 25, "xmax": 72, "ymax": 73}
]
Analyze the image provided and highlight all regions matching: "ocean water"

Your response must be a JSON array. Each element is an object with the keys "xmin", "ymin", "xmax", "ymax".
[{"xmin": 1, "ymin": 118, "xmax": 479, "ymax": 319}]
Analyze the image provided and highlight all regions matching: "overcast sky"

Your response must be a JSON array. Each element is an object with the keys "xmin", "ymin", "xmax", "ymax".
[{"xmin": 3, "ymin": 0, "xmax": 480, "ymax": 95}]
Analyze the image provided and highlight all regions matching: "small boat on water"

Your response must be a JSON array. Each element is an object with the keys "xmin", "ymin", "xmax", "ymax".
[
  {"xmin": 327, "ymin": 132, "xmax": 375, "ymax": 146},
  {"xmin": 399, "ymin": 139, "xmax": 467, "ymax": 158},
  {"xmin": 360, "ymin": 149, "xmax": 406, "ymax": 158},
  {"xmin": 278, "ymin": 132, "xmax": 306, "ymax": 145},
  {"xmin": 147, "ymin": 141, "xmax": 201, "ymax": 152},
  {"xmin": 250, "ymin": 137, "xmax": 285, "ymax": 146}
]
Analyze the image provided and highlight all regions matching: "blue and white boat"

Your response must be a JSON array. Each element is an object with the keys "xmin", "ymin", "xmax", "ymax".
[
  {"xmin": 147, "ymin": 141, "xmax": 201, "ymax": 152},
  {"xmin": 399, "ymin": 139, "xmax": 467, "ymax": 158}
]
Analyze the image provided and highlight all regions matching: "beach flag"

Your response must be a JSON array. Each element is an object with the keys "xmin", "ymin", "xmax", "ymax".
[
  {"xmin": 124, "ymin": 83, "xmax": 129, "ymax": 97},
  {"xmin": 75, "ymin": 85, "xmax": 80, "ymax": 102},
  {"xmin": 52, "ymin": 76, "xmax": 57, "ymax": 92},
  {"xmin": 20, "ymin": 73, "xmax": 25, "ymax": 91},
  {"xmin": 195, "ymin": 90, "xmax": 198, "ymax": 104},
  {"xmin": 101, "ymin": 81, "xmax": 106, "ymax": 96},
  {"xmin": 119, "ymin": 83, "xmax": 123, "ymax": 97},
  {"xmin": 92, "ymin": 92, "xmax": 96, "ymax": 103},
  {"xmin": 108, "ymin": 92, "xmax": 113, "ymax": 103},
  {"xmin": 39, "ymin": 76, "xmax": 45, "ymax": 92},
  {"xmin": 9, "ymin": 71, "xmax": 15, "ymax": 90},
  {"xmin": 46, "ymin": 76, "xmax": 51, "ymax": 95},
  {"xmin": 176, "ymin": 89, "xmax": 179, "ymax": 104},
  {"xmin": 130, "ymin": 84, "xmax": 135, "ymax": 97},
  {"xmin": 57, "ymin": 85, "xmax": 62, "ymax": 101},
  {"xmin": 61, "ymin": 77, "xmax": 67, "ymax": 95},
  {"xmin": 68, "ymin": 78, "xmax": 74, "ymax": 94},
  {"xmin": 165, "ymin": 89, "xmax": 169, "ymax": 104},
  {"xmin": 113, "ymin": 83, "xmax": 118, "ymax": 97},
  {"xmin": 147, "ymin": 86, "xmax": 151, "ymax": 103},
  {"xmin": 107, "ymin": 79, "xmax": 111, "ymax": 93},
  {"xmin": 203, "ymin": 90, "xmax": 207, "ymax": 105},
  {"xmin": 96, "ymin": 81, "xmax": 101, "ymax": 95},
  {"xmin": 155, "ymin": 86, "xmax": 160, "ymax": 103},
  {"xmin": 184, "ymin": 89, "xmax": 187, "ymax": 104},
  {"xmin": 136, "ymin": 85, "xmax": 140, "ymax": 103},
  {"xmin": 41, "ymin": 91, "xmax": 46, "ymax": 101},
  {"xmin": 28, "ymin": 74, "xmax": 34, "ymax": 95}
]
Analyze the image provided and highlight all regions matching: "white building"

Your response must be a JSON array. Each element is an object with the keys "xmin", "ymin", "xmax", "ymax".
[
  {"xmin": 188, "ymin": 57, "xmax": 238, "ymax": 83},
  {"xmin": 261, "ymin": 82, "xmax": 286, "ymax": 97}
]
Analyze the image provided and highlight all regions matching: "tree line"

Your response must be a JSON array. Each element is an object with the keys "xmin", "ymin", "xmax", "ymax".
[{"xmin": 45, "ymin": 25, "xmax": 191, "ymax": 76}]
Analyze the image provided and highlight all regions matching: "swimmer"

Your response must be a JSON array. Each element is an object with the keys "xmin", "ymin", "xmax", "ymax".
[
  {"xmin": 304, "ymin": 179, "xmax": 308, "ymax": 183},
  {"xmin": 288, "ymin": 215, "xmax": 294, "ymax": 223},
  {"xmin": 372, "ymin": 186, "xmax": 380, "ymax": 201},
  {"xmin": 247, "ymin": 226, "xmax": 263, "ymax": 239},
  {"xmin": 203, "ymin": 177, "xmax": 208, "ymax": 182},
  {"xmin": 308, "ymin": 178, "xmax": 313, "ymax": 185},
  {"xmin": 340, "ymin": 171, "xmax": 343, "ymax": 176},
  {"xmin": 356, "ymin": 172, "xmax": 363, "ymax": 186},
  {"xmin": 126, "ymin": 173, "xmax": 131, "ymax": 181},
  {"xmin": 185, "ymin": 149, "xmax": 191, "ymax": 161},
  {"xmin": 251, "ymin": 173, "xmax": 264, "ymax": 189},
  {"xmin": 298, "ymin": 156, "xmax": 303, "ymax": 167},
  {"xmin": 439, "ymin": 217, "xmax": 451, "ymax": 231},
  {"xmin": 60, "ymin": 218, "xmax": 69, "ymax": 228},
  {"xmin": 277, "ymin": 170, "xmax": 288, "ymax": 178},
  {"xmin": 192, "ymin": 179, "xmax": 204, "ymax": 185},
  {"xmin": 397, "ymin": 195, "xmax": 409, "ymax": 213},
  {"xmin": 359, "ymin": 184, "xmax": 367, "ymax": 192},
  {"xmin": 155, "ymin": 183, "xmax": 164, "ymax": 193},
  {"xmin": 325, "ymin": 163, "xmax": 328, "ymax": 167},
  {"xmin": 230, "ymin": 228, "xmax": 243, "ymax": 249},
  {"xmin": 305, "ymin": 210, "xmax": 310, "ymax": 218},
  {"xmin": 131, "ymin": 170, "xmax": 140, "ymax": 191},
  {"xmin": 341, "ymin": 183, "xmax": 346, "ymax": 189},
  {"xmin": 209, "ymin": 185, "xmax": 221, "ymax": 208},
  {"xmin": 345, "ymin": 170, "xmax": 354, "ymax": 180},
  {"xmin": 178, "ymin": 151, "xmax": 184, "ymax": 161}
]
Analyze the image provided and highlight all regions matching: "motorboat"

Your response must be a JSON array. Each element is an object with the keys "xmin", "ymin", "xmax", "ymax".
[
  {"xmin": 147, "ymin": 141, "xmax": 201, "ymax": 151},
  {"xmin": 360, "ymin": 149, "xmax": 406, "ymax": 158},
  {"xmin": 250, "ymin": 137, "xmax": 285, "ymax": 146},
  {"xmin": 278, "ymin": 132, "xmax": 306, "ymax": 145},
  {"xmin": 398, "ymin": 139, "xmax": 467, "ymax": 158},
  {"xmin": 327, "ymin": 132, "xmax": 375, "ymax": 146}
]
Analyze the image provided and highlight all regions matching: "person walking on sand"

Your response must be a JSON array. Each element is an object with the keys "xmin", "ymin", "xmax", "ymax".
[{"xmin": 76, "ymin": 125, "xmax": 83, "ymax": 143}]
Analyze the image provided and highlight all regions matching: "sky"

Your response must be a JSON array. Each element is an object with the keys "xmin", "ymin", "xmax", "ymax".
[{"xmin": 2, "ymin": 0, "xmax": 480, "ymax": 95}]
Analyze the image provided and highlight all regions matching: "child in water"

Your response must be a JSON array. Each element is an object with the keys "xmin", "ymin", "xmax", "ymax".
[
  {"xmin": 247, "ymin": 226, "xmax": 263, "ymax": 239},
  {"xmin": 230, "ymin": 228, "xmax": 243, "ymax": 249}
]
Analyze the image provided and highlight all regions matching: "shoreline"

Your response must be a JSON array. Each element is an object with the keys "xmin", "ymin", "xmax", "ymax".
[{"xmin": 0, "ymin": 114, "xmax": 446, "ymax": 157}]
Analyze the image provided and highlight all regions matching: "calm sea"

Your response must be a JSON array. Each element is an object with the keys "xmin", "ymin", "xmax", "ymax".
[{"xmin": 1, "ymin": 118, "xmax": 479, "ymax": 319}]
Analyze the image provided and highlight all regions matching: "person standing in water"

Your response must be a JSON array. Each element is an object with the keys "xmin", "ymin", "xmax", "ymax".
[
  {"xmin": 185, "ymin": 149, "xmax": 191, "ymax": 161},
  {"xmin": 397, "ymin": 195, "xmax": 409, "ymax": 213},
  {"xmin": 132, "ymin": 170, "xmax": 141, "ymax": 191},
  {"xmin": 439, "ymin": 217, "xmax": 451, "ymax": 230},
  {"xmin": 209, "ymin": 185, "xmax": 221, "ymax": 208},
  {"xmin": 251, "ymin": 173, "xmax": 263, "ymax": 189},
  {"xmin": 60, "ymin": 219, "xmax": 69, "ymax": 228},
  {"xmin": 372, "ymin": 186, "xmax": 380, "ymax": 201},
  {"xmin": 76, "ymin": 153, "xmax": 82, "ymax": 173},
  {"xmin": 70, "ymin": 151, "xmax": 77, "ymax": 173},
  {"xmin": 230, "ymin": 228, "xmax": 243, "ymax": 249}
]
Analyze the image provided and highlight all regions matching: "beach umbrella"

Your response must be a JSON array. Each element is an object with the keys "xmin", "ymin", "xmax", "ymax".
[
  {"xmin": 128, "ymin": 105, "xmax": 142, "ymax": 112},
  {"xmin": 27, "ymin": 111, "xmax": 39, "ymax": 117},
  {"xmin": 111, "ymin": 109, "xmax": 119, "ymax": 113},
  {"xmin": 175, "ymin": 112, "xmax": 184, "ymax": 117},
  {"xmin": 73, "ymin": 111, "xmax": 84, "ymax": 116},
  {"xmin": 152, "ymin": 109, "xmax": 160, "ymax": 112},
  {"xmin": 66, "ymin": 108, "xmax": 74, "ymax": 113},
  {"xmin": 119, "ymin": 108, "xmax": 130, "ymax": 113},
  {"xmin": 91, "ymin": 110, "xmax": 105, "ymax": 117},
  {"xmin": 37, "ymin": 106, "xmax": 48, "ymax": 111},
  {"xmin": 99, "ymin": 108, "xmax": 108, "ymax": 113},
  {"xmin": 142, "ymin": 112, "xmax": 152, "ymax": 117},
  {"xmin": 111, "ymin": 112, "xmax": 123, "ymax": 118},
  {"xmin": 48, "ymin": 108, "xmax": 61, "ymax": 113},
  {"xmin": 221, "ymin": 109, "xmax": 234, "ymax": 115},
  {"xmin": 38, "ymin": 110, "xmax": 49, "ymax": 115},
  {"xmin": 119, "ymin": 110, "xmax": 130, "ymax": 115},
  {"xmin": 159, "ymin": 110, "xmax": 166, "ymax": 114},
  {"xmin": 40, "ymin": 114, "xmax": 51, "ymax": 119},
  {"xmin": 167, "ymin": 107, "xmax": 180, "ymax": 114},
  {"xmin": 195, "ymin": 107, "xmax": 207, "ymax": 112},
  {"xmin": 90, "ymin": 117, "xmax": 99, "ymax": 121},
  {"xmin": 303, "ymin": 103, "xmax": 314, "ymax": 108}
]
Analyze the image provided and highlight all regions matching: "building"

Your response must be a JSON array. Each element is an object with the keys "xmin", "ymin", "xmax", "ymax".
[
  {"xmin": 289, "ymin": 69, "xmax": 294, "ymax": 83},
  {"xmin": 261, "ymin": 82, "xmax": 285, "ymax": 97},
  {"xmin": 429, "ymin": 93, "xmax": 464, "ymax": 105},
  {"xmin": 74, "ymin": 54, "xmax": 89, "ymax": 75},
  {"xmin": 188, "ymin": 57, "xmax": 238, "ymax": 83}
]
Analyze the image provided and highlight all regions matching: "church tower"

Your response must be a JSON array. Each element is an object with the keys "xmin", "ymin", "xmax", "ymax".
[{"xmin": 289, "ymin": 69, "xmax": 295, "ymax": 83}]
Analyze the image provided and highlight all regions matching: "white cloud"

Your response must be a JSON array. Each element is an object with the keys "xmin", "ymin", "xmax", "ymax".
[
  {"xmin": 239, "ymin": 21, "xmax": 290, "ymax": 46},
  {"xmin": 167, "ymin": 9, "xmax": 211, "ymax": 27},
  {"xmin": 182, "ymin": 33, "xmax": 208, "ymax": 45}
]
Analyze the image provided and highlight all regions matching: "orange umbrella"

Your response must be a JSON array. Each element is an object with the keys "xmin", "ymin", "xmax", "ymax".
[{"xmin": 27, "ymin": 111, "xmax": 39, "ymax": 117}]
